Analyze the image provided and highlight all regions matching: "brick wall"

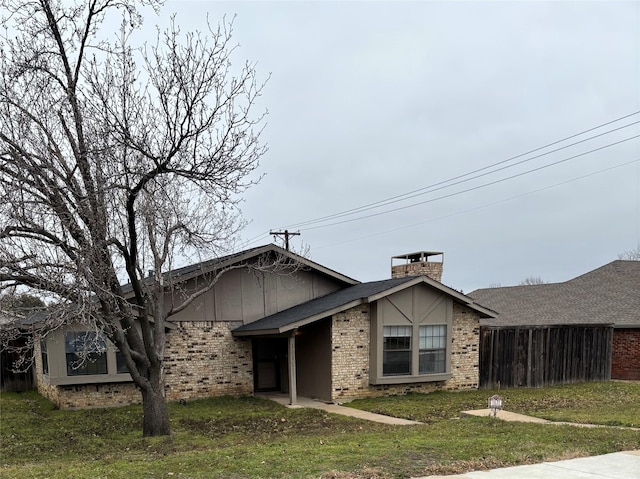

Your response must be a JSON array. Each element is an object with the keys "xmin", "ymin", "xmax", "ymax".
[
  {"xmin": 612, "ymin": 328, "xmax": 640, "ymax": 380},
  {"xmin": 449, "ymin": 303, "xmax": 480, "ymax": 389},
  {"xmin": 330, "ymin": 302, "xmax": 481, "ymax": 402},
  {"xmin": 34, "ymin": 338, "xmax": 142, "ymax": 409},
  {"xmin": 163, "ymin": 321, "xmax": 253, "ymax": 401},
  {"xmin": 35, "ymin": 321, "xmax": 254, "ymax": 409},
  {"xmin": 331, "ymin": 305, "xmax": 371, "ymax": 401},
  {"xmin": 391, "ymin": 262, "xmax": 443, "ymax": 282}
]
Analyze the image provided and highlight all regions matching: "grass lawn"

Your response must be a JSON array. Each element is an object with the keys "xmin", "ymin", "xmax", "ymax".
[{"xmin": 1, "ymin": 382, "xmax": 639, "ymax": 479}]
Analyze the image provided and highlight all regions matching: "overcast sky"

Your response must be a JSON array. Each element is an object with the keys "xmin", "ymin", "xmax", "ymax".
[{"xmin": 155, "ymin": 1, "xmax": 639, "ymax": 292}]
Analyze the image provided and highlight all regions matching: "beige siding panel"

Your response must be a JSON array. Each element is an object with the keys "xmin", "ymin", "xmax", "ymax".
[
  {"xmin": 378, "ymin": 293, "xmax": 413, "ymax": 326},
  {"xmin": 414, "ymin": 285, "xmax": 447, "ymax": 322},
  {"xmin": 240, "ymin": 269, "xmax": 268, "ymax": 322},
  {"xmin": 171, "ymin": 268, "xmax": 347, "ymax": 324},
  {"xmin": 215, "ymin": 269, "xmax": 243, "ymax": 321},
  {"xmin": 275, "ymin": 271, "xmax": 313, "ymax": 313},
  {"xmin": 296, "ymin": 319, "xmax": 332, "ymax": 401},
  {"xmin": 313, "ymin": 274, "xmax": 345, "ymax": 298}
]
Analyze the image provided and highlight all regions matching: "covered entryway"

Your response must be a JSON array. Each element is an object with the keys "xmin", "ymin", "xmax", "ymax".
[{"xmin": 244, "ymin": 318, "xmax": 333, "ymax": 405}]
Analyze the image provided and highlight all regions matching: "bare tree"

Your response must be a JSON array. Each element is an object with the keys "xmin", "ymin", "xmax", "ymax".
[
  {"xmin": 618, "ymin": 243, "xmax": 640, "ymax": 261},
  {"xmin": 0, "ymin": 1, "xmax": 268, "ymax": 436},
  {"xmin": 519, "ymin": 276, "xmax": 547, "ymax": 286}
]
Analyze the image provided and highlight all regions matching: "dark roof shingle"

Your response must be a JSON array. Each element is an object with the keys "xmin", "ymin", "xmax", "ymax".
[
  {"xmin": 233, "ymin": 277, "xmax": 416, "ymax": 334},
  {"xmin": 470, "ymin": 260, "xmax": 640, "ymax": 327}
]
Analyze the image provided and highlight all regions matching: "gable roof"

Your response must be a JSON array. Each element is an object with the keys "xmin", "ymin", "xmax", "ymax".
[
  {"xmin": 469, "ymin": 260, "xmax": 640, "ymax": 328},
  {"xmin": 122, "ymin": 243, "xmax": 358, "ymax": 296},
  {"xmin": 234, "ymin": 275, "xmax": 495, "ymax": 336}
]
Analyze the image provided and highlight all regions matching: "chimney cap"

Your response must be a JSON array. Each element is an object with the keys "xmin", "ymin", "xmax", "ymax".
[{"xmin": 392, "ymin": 251, "xmax": 443, "ymax": 264}]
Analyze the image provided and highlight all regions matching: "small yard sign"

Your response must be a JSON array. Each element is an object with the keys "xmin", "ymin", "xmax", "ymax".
[{"xmin": 488, "ymin": 394, "xmax": 503, "ymax": 417}]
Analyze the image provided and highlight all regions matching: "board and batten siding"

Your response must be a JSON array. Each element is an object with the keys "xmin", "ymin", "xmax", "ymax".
[
  {"xmin": 479, "ymin": 325, "xmax": 612, "ymax": 388},
  {"xmin": 167, "ymin": 267, "xmax": 345, "ymax": 324}
]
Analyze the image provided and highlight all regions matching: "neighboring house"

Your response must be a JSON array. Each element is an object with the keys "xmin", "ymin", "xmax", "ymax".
[
  {"xmin": 32, "ymin": 245, "xmax": 495, "ymax": 409},
  {"xmin": 1, "ymin": 309, "xmax": 35, "ymax": 392},
  {"xmin": 470, "ymin": 260, "xmax": 640, "ymax": 387}
]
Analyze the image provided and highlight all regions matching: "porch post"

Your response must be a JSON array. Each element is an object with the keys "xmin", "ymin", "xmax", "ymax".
[{"xmin": 288, "ymin": 330, "xmax": 297, "ymax": 405}]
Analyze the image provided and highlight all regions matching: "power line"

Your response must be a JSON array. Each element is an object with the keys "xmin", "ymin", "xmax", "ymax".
[
  {"xmin": 243, "ymin": 112, "xmax": 640, "ymax": 247},
  {"xmin": 280, "ymin": 112, "xmax": 640, "ymax": 230},
  {"xmin": 312, "ymin": 158, "xmax": 640, "ymax": 251},
  {"xmin": 301, "ymin": 134, "xmax": 640, "ymax": 231}
]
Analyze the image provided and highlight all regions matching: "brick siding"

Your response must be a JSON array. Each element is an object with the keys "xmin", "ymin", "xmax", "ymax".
[
  {"xmin": 391, "ymin": 262, "xmax": 443, "ymax": 282},
  {"xmin": 330, "ymin": 302, "xmax": 480, "ymax": 402},
  {"xmin": 163, "ymin": 321, "xmax": 253, "ymax": 401},
  {"xmin": 612, "ymin": 328, "xmax": 640, "ymax": 380},
  {"xmin": 35, "ymin": 302, "xmax": 481, "ymax": 408},
  {"xmin": 36, "ymin": 322, "xmax": 253, "ymax": 409},
  {"xmin": 331, "ymin": 305, "xmax": 371, "ymax": 401},
  {"xmin": 449, "ymin": 303, "xmax": 480, "ymax": 389}
]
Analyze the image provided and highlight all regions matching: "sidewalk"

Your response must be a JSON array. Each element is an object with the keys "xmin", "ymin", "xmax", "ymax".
[
  {"xmin": 417, "ymin": 450, "xmax": 640, "ymax": 479},
  {"xmin": 259, "ymin": 393, "xmax": 422, "ymax": 425}
]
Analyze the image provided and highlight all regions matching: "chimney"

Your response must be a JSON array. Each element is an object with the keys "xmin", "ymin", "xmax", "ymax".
[{"xmin": 391, "ymin": 251, "xmax": 444, "ymax": 282}]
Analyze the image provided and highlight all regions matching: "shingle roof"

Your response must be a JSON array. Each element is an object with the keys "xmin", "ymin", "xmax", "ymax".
[
  {"xmin": 233, "ymin": 277, "xmax": 416, "ymax": 335},
  {"xmin": 234, "ymin": 275, "xmax": 496, "ymax": 335},
  {"xmin": 469, "ymin": 260, "xmax": 640, "ymax": 328}
]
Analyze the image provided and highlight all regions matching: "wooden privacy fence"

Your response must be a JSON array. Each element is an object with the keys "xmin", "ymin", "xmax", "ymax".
[{"xmin": 479, "ymin": 324, "xmax": 613, "ymax": 389}]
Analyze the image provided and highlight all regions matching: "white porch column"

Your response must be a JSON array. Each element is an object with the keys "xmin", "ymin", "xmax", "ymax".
[{"xmin": 288, "ymin": 330, "xmax": 297, "ymax": 405}]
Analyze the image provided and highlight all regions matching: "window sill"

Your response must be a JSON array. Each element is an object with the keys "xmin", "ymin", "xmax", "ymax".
[
  {"xmin": 46, "ymin": 374, "xmax": 133, "ymax": 386},
  {"xmin": 370, "ymin": 373, "xmax": 451, "ymax": 385}
]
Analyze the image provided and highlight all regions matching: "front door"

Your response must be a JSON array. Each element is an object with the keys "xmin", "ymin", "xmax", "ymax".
[{"xmin": 253, "ymin": 338, "xmax": 288, "ymax": 392}]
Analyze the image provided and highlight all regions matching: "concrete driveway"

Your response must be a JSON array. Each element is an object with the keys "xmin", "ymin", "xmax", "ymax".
[{"xmin": 418, "ymin": 450, "xmax": 640, "ymax": 479}]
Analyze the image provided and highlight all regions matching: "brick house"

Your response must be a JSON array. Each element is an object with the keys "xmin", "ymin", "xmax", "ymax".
[
  {"xmin": 470, "ymin": 260, "xmax": 640, "ymax": 386},
  {"xmin": 33, "ymin": 245, "xmax": 495, "ymax": 408}
]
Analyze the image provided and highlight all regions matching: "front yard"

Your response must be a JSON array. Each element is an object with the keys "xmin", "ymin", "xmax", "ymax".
[{"xmin": 1, "ymin": 382, "xmax": 639, "ymax": 478}]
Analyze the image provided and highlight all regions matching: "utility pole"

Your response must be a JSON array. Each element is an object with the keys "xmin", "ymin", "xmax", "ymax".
[{"xmin": 269, "ymin": 229, "xmax": 300, "ymax": 251}]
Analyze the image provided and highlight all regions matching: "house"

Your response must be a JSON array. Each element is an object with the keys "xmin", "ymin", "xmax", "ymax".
[
  {"xmin": 470, "ymin": 260, "xmax": 640, "ymax": 387},
  {"xmin": 32, "ymin": 245, "xmax": 495, "ymax": 409},
  {"xmin": 1, "ymin": 309, "xmax": 35, "ymax": 392}
]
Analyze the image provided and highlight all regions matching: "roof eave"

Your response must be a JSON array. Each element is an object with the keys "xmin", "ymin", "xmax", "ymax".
[
  {"xmin": 367, "ymin": 276, "xmax": 497, "ymax": 318},
  {"xmin": 232, "ymin": 298, "xmax": 365, "ymax": 337}
]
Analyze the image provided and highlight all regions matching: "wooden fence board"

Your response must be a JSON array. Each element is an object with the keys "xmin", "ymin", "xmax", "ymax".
[{"xmin": 480, "ymin": 325, "xmax": 613, "ymax": 389}]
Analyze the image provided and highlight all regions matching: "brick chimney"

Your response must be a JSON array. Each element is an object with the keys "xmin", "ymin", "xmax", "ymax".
[{"xmin": 391, "ymin": 251, "xmax": 444, "ymax": 282}]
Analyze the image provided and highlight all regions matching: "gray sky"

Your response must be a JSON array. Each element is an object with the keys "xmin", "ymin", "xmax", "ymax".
[{"xmin": 158, "ymin": 1, "xmax": 639, "ymax": 292}]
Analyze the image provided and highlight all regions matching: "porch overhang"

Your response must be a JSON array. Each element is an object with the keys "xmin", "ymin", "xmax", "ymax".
[{"xmin": 231, "ymin": 299, "xmax": 363, "ymax": 337}]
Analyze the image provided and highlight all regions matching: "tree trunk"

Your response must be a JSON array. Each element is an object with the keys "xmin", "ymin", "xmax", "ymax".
[{"xmin": 141, "ymin": 381, "xmax": 171, "ymax": 437}]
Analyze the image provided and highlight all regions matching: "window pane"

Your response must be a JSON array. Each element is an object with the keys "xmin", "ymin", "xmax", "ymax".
[
  {"xmin": 116, "ymin": 351, "xmax": 129, "ymax": 374},
  {"xmin": 40, "ymin": 338, "xmax": 48, "ymax": 375},
  {"xmin": 419, "ymin": 325, "xmax": 447, "ymax": 374},
  {"xmin": 419, "ymin": 349, "xmax": 446, "ymax": 374},
  {"xmin": 383, "ymin": 326, "xmax": 412, "ymax": 376},
  {"xmin": 383, "ymin": 350, "xmax": 411, "ymax": 375},
  {"xmin": 65, "ymin": 332, "xmax": 108, "ymax": 376}
]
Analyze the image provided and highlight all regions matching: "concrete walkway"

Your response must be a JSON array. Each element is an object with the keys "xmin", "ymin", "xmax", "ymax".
[
  {"xmin": 259, "ymin": 394, "xmax": 422, "ymax": 425},
  {"xmin": 461, "ymin": 409, "xmax": 640, "ymax": 430},
  {"xmin": 417, "ymin": 450, "xmax": 640, "ymax": 479}
]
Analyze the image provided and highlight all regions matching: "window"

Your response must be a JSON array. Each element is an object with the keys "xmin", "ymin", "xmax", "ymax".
[
  {"xmin": 115, "ymin": 350, "xmax": 129, "ymax": 374},
  {"xmin": 65, "ymin": 332, "xmax": 107, "ymax": 376},
  {"xmin": 383, "ymin": 326, "xmax": 412, "ymax": 376},
  {"xmin": 419, "ymin": 325, "xmax": 447, "ymax": 374},
  {"xmin": 40, "ymin": 337, "xmax": 49, "ymax": 375}
]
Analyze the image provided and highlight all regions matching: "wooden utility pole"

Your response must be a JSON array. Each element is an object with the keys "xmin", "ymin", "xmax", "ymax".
[{"xmin": 269, "ymin": 229, "xmax": 300, "ymax": 251}]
